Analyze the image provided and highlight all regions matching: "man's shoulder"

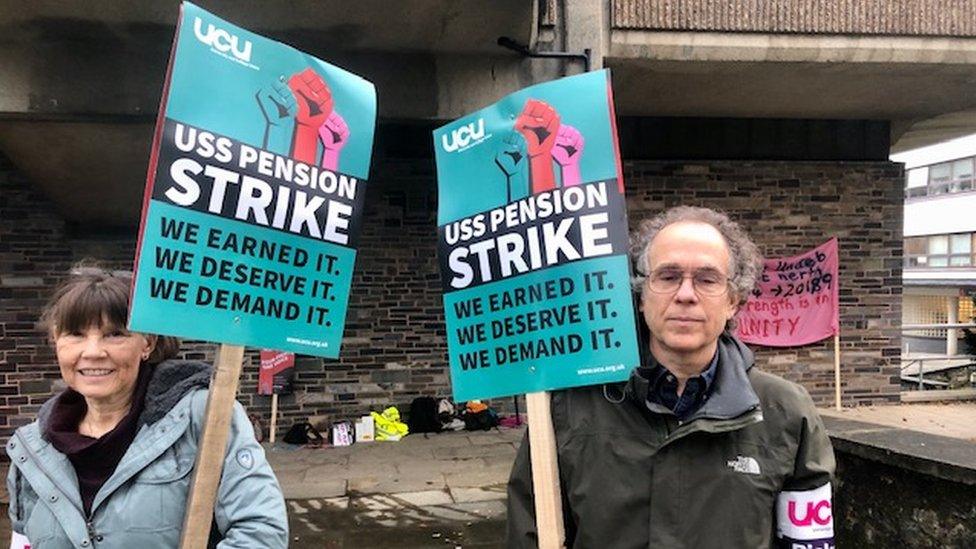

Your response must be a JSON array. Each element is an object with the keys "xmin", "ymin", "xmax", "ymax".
[{"xmin": 747, "ymin": 368, "xmax": 818, "ymax": 417}]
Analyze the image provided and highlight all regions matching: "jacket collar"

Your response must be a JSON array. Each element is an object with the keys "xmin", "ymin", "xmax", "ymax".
[{"xmin": 626, "ymin": 333, "xmax": 761, "ymax": 421}]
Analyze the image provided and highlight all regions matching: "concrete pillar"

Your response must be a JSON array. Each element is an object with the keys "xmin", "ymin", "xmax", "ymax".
[
  {"xmin": 947, "ymin": 295, "xmax": 959, "ymax": 356},
  {"xmin": 563, "ymin": 0, "xmax": 609, "ymax": 71}
]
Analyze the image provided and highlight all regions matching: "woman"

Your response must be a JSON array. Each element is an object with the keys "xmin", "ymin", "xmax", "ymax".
[{"xmin": 6, "ymin": 266, "xmax": 288, "ymax": 548}]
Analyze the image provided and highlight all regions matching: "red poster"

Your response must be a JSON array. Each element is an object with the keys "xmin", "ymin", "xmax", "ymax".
[
  {"xmin": 258, "ymin": 350, "xmax": 296, "ymax": 395},
  {"xmin": 737, "ymin": 238, "xmax": 839, "ymax": 347}
]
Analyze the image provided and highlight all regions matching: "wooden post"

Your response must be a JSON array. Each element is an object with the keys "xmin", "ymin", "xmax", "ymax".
[
  {"xmin": 525, "ymin": 391, "xmax": 564, "ymax": 549},
  {"xmin": 833, "ymin": 333, "xmax": 842, "ymax": 411},
  {"xmin": 269, "ymin": 393, "xmax": 279, "ymax": 445},
  {"xmin": 180, "ymin": 344, "xmax": 245, "ymax": 549}
]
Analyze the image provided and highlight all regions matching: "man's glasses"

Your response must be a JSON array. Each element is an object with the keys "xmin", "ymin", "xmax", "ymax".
[{"xmin": 645, "ymin": 267, "xmax": 730, "ymax": 296}]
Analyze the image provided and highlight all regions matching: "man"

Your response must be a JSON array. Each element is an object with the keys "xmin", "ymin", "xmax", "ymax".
[{"xmin": 507, "ymin": 206, "xmax": 836, "ymax": 549}]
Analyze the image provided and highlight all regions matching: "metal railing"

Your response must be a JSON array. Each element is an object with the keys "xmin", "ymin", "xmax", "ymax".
[{"xmin": 901, "ymin": 322, "xmax": 976, "ymax": 390}]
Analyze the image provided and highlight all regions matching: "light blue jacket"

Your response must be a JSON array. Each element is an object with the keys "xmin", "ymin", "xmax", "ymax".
[{"xmin": 6, "ymin": 361, "xmax": 288, "ymax": 548}]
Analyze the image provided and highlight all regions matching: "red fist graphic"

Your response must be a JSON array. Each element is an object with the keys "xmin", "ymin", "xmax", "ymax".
[
  {"xmin": 287, "ymin": 68, "xmax": 334, "ymax": 163},
  {"xmin": 515, "ymin": 99, "xmax": 560, "ymax": 193},
  {"xmin": 515, "ymin": 99, "xmax": 560, "ymax": 158},
  {"xmin": 288, "ymin": 68, "xmax": 333, "ymax": 128}
]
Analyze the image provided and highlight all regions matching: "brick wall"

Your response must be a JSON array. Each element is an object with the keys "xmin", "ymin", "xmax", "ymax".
[{"xmin": 0, "ymin": 155, "xmax": 902, "ymax": 451}]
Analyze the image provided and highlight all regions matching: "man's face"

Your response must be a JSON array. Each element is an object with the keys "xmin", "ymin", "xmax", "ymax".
[{"xmin": 641, "ymin": 221, "xmax": 738, "ymax": 364}]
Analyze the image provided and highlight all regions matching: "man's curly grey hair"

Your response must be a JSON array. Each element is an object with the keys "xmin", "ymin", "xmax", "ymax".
[{"xmin": 630, "ymin": 206, "xmax": 763, "ymax": 330}]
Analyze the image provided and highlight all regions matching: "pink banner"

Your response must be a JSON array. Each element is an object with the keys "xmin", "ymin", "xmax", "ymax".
[{"xmin": 736, "ymin": 238, "xmax": 839, "ymax": 347}]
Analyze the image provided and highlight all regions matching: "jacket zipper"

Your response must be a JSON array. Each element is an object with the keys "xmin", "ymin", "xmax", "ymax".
[
  {"xmin": 659, "ymin": 406, "xmax": 764, "ymax": 449},
  {"xmin": 86, "ymin": 518, "xmax": 100, "ymax": 545}
]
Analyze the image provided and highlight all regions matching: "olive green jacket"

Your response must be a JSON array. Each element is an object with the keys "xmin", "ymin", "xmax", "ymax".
[{"xmin": 507, "ymin": 335, "xmax": 836, "ymax": 549}]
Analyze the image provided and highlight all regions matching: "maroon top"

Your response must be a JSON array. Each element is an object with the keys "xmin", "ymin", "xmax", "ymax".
[{"xmin": 44, "ymin": 364, "xmax": 152, "ymax": 517}]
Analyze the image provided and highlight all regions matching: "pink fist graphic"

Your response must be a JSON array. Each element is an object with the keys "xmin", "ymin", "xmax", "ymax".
[
  {"xmin": 319, "ymin": 111, "xmax": 349, "ymax": 171},
  {"xmin": 551, "ymin": 124, "xmax": 584, "ymax": 186}
]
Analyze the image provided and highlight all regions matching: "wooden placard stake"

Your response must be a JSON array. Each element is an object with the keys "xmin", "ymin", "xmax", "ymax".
[
  {"xmin": 833, "ymin": 333, "xmax": 842, "ymax": 411},
  {"xmin": 179, "ymin": 343, "xmax": 246, "ymax": 548},
  {"xmin": 269, "ymin": 393, "xmax": 279, "ymax": 445},
  {"xmin": 525, "ymin": 391, "xmax": 565, "ymax": 549}
]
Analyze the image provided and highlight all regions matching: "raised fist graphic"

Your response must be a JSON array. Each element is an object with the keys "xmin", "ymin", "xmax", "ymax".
[
  {"xmin": 551, "ymin": 124, "xmax": 584, "ymax": 187},
  {"xmin": 515, "ymin": 99, "xmax": 560, "ymax": 193},
  {"xmin": 515, "ymin": 99, "xmax": 560, "ymax": 157},
  {"xmin": 494, "ymin": 131, "xmax": 529, "ymax": 202},
  {"xmin": 319, "ymin": 111, "xmax": 350, "ymax": 171},
  {"xmin": 287, "ymin": 68, "xmax": 334, "ymax": 163},
  {"xmin": 255, "ymin": 77, "xmax": 295, "ymax": 152},
  {"xmin": 288, "ymin": 68, "xmax": 333, "ymax": 128}
]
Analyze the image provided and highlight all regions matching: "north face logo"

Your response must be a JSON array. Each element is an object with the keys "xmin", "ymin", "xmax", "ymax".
[{"xmin": 727, "ymin": 455, "xmax": 761, "ymax": 475}]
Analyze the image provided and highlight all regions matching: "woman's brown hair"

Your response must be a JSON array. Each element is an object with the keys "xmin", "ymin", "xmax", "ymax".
[{"xmin": 40, "ymin": 262, "xmax": 180, "ymax": 364}]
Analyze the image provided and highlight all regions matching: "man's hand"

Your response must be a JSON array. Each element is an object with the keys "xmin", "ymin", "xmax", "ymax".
[
  {"xmin": 288, "ymin": 68, "xmax": 333, "ymax": 163},
  {"xmin": 494, "ymin": 131, "xmax": 529, "ymax": 202},
  {"xmin": 255, "ymin": 78, "xmax": 295, "ymax": 151},
  {"xmin": 514, "ymin": 99, "xmax": 560, "ymax": 193},
  {"xmin": 551, "ymin": 124, "xmax": 584, "ymax": 186},
  {"xmin": 319, "ymin": 111, "xmax": 349, "ymax": 171}
]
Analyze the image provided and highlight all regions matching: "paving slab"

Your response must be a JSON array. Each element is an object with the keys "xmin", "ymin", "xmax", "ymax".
[
  {"xmin": 388, "ymin": 489, "xmax": 454, "ymax": 507},
  {"xmin": 437, "ymin": 443, "xmax": 516, "ymax": 460},
  {"xmin": 444, "ymin": 466, "xmax": 512, "ymax": 489},
  {"xmin": 450, "ymin": 486, "xmax": 508, "ymax": 503},
  {"xmin": 281, "ymin": 479, "xmax": 348, "ymax": 499}
]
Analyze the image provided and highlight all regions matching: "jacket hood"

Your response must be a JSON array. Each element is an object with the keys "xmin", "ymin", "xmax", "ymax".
[
  {"xmin": 37, "ymin": 360, "xmax": 212, "ymax": 435},
  {"xmin": 626, "ymin": 333, "xmax": 760, "ymax": 421}
]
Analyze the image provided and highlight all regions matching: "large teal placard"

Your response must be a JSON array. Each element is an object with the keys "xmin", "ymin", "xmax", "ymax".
[
  {"xmin": 130, "ymin": 2, "xmax": 375, "ymax": 358},
  {"xmin": 434, "ymin": 71, "xmax": 639, "ymax": 400}
]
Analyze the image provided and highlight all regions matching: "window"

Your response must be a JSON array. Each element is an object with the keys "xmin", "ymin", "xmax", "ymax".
[
  {"xmin": 906, "ymin": 157, "xmax": 976, "ymax": 198},
  {"xmin": 953, "ymin": 158, "xmax": 974, "ymax": 192},
  {"xmin": 904, "ymin": 232, "xmax": 976, "ymax": 267},
  {"xmin": 906, "ymin": 168, "xmax": 929, "ymax": 198},
  {"xmin": 950, "ymin": 233, "xmax": 972, "ymax": 266},
  {"xmin": 905, "ymin": 237, "xmax": 927, "ymax": 266},
  {"xmin": 929, "ymin": 235, "xmax": 949, "ymax": 266}
]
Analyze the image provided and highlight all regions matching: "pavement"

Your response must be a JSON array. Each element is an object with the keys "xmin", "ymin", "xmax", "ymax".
[
  {"xmin": 268, "ymin": 426, "xmax": 523, "ymax": 547},
  {"xmin": 0, "ymin": 426, "xmax": 524, "ymax": 548},
  {"xmin": 819, "ymin": 401, "xmax": 976, "ymax": 442}
]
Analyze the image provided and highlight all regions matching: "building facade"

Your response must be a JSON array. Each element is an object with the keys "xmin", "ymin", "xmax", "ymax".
[{"xmin": 892, "ymin": 136, "xmax": 976, "ymax": 357}]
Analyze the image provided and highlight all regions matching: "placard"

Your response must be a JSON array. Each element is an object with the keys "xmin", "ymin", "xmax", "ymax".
[
  {"xmin": 434, "ymin": 70, "xmax": 639, "ymax": 401},
  {"xmin": 130, "ymin": 2, "xmax": 376, "ymax": 358}
]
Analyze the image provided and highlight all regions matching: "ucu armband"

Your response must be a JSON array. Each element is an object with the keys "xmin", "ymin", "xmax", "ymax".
[
  {"xmin": 775, "ymin": 483, "xmax": 835, "ymax": 549},
  {"xmin": 11, "ymin": 531, "xmax": 31, "ymax": 549}
]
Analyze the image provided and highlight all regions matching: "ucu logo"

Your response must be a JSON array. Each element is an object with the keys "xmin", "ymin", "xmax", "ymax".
[
  {"xmin": 441, "ymin": 119, "xmax": 486, "ymax": 152},
  {"xmin": 788, "ymin": 499, "xmax": 832, "ymax": 526},
  {"xmin": 193, "ymin": 17, "xmax": 252, "ymax": 62}
]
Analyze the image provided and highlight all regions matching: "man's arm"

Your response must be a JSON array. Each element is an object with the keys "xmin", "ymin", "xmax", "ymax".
[{"xmin": 775, "ymin": 390, "xmax": 836, "ymax": 549}]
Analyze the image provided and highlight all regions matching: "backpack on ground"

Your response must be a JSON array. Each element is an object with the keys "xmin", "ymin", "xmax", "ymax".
[{"xmin": 407, "ymin": 396, "xmax": 442, "ymax": 433}]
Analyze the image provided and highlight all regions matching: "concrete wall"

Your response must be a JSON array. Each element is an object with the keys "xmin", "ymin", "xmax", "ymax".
[
  {"xmin": 827, "ymin": 417, "xmax": 976, "ymax": 547},
  {"xmin": 0, "ymin": 153, "xmax": 903, "ymax": 447}
]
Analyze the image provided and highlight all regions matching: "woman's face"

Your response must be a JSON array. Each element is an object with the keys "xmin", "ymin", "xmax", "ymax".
[{"xmin": 54, "ymin": 320, "xmax": 155, "ymax": 407}]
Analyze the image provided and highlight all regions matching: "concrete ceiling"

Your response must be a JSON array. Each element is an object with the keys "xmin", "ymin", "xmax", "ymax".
[
  {"xmin": 1, "ymin": 0, "xmax": 536, "ymax": 55},
  {"xmin": 609, "ymin": 30, "xmax": 976, "ymax": 153}
]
